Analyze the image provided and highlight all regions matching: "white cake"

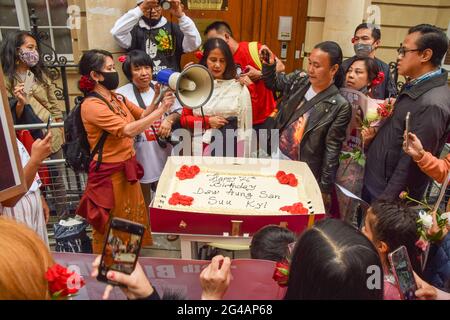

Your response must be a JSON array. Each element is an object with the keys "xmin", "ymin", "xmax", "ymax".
[{"xmin": 157, "ymin": 166, "xmax": 313, "ymax": 216}]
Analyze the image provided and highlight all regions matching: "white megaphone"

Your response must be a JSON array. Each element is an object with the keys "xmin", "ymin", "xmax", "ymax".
[{"xmin": 155, "ymin": 65, "xmax": 214, "ymax": 110}]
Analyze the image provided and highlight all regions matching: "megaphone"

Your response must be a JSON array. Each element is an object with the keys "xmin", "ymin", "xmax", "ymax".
[{"xmin": 155, "ymin": 65, "xmax": 214, "ymax": 110}]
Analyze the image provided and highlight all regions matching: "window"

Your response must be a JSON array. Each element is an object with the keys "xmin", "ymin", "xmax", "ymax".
[{"xmin": 0, "ymin": 0, "xmax": 73, "ymax": 61}]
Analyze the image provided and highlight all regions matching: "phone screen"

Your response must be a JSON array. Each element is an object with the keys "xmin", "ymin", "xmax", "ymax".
[
  {"xmin": 405, "ymin": 112, "xmax": 411, "ymax": 149},
  {"xmin": 45, "ymin": 116, "xmax": 52, "ymax": 136},
  {"xmin": 388, "ymin": 246, "xmax": 417, "ymax": 300},
  {"xmin": 97, "ymin": 218, "xmax": 144, "ymax": 285}
]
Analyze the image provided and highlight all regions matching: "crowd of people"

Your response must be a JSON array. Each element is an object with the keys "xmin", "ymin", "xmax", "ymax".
[{"xmin": 0, "ymin": 0, "xmax": 449, "ymax": 300}]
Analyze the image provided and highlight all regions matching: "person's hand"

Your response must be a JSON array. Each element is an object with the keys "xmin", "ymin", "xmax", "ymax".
[
  {"xmin": 258, "ymin": 45, "xmax": 276, "ymax": 65},
  {"xmin": 169, "ymin": 0, "xmax": 184, "ymax": 18},
  {"xmin": 322, "ymin": 193, "xmax": 332, "ymax": 213},
  {"xmin": 160, "ymin": 91, "xmax": 175, "ymax": 113},
  {"xmin": 403, "ymin": 132, "xmax": 425, "ymax": 161},
  {"xmin": 158, "ymin": 118, "xmax": 173, "ymax": 138},
  {"xmin": 41, "ymin": 196, "xmax": 50, "ymax": 224},
  {"xmin": 200, "ymin": 255, "xmax": 232, "ymax": 300},
  {"xmin": 237, "ymin": 75, "xmax": 253, "ymax": 87},
  {"xmin": 30, "ymin": 133, "xmax": 52, "ymax": 165},
  {"xmin": 208, "ymin": 116, "xmax": 228, "ymax": 129},
  {"xmin": 241, "ymin": 65, "xmax": 262, "ymax": 82},
  {"xmin": 140, "ymin": 0, "xmax": 159, "ymax": 12},
  {"xmin": 414, "ymin": 272, "xmax": 437, "ymax": 300},
  {"xmin": 91, "ymin": 256, "xmax": 155, "ymax": 300},
  {"xmin": 361, "ymin": 127, "xmax": 377, "ymax": 149},
  {"xmin": 13, "ymin": 83, "xmax": 27, "ymax": 107}
]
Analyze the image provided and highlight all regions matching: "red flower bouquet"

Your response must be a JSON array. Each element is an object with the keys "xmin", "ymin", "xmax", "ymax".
[
  {"xmin": 371, "ymin": 71, "xmax": 385, "ymax": 87},
  {"xmin": 45, "ymin": 264, "xmax": 85, "ymax": 299}
]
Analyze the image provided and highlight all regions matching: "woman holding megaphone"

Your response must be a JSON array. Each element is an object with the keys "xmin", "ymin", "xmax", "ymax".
[
  {"xmin": 179, "ymin": 38, "xmax": 253, "ymax": 157},
  {"xmin": 76, "ymin": 49, "xmax": 175, "ymax": 253}
]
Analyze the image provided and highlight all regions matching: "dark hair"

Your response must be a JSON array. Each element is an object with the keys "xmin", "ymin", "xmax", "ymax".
[
  {"xmin": 199, "ymin": 38, "xmax": 237, "ymax": 80},
  {"xmin": 204, "ymin": 21, "xmax": 233, "ymax": 38},
  {"xmin": 314, "ymin": 41, "xmax": 345, "ymax": 88},
  {"xmin": 250, "ymin": 225, "xmax": 296, "ymax": 262},
  {"xmin": 355, "ymin": 23, "xmax": 381, "ymax": 42},
  {"xmin": 122, "ymin": 50, "xmax": 153, "ymax": 82},
  {"xmin": 369, "ymin": 201, "xmax": 422, "ymax": 275},
  {"xmin": 285, "ymin": 219, "xmax": 383, "ymax": 300},
  {"xmin": 346, "ymin": 57, "xmax": 380, "ymax": 88},
  {"xmin": 408, "ymin": 24, "xmax": 449, "ymax": 67},
  {"xmin": 78, "ymin": 49, "xmax": 113, "ymax": 77},
  {"xmin": 0, "ymin": 30, "xmax": 49, "ymax": 86}
]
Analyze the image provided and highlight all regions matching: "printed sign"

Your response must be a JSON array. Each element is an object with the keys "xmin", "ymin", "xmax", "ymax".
[
  {"xmin": 53, "ymin": 252, "xmax": 285, "ymax": 300},
  {"xmin": 182, "ymin": 0, "xmax": 228, "ymax": 11}
]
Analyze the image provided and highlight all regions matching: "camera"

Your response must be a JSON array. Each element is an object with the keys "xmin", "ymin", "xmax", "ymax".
[{"xmin": 158, "ymin": 0, "xmax": 171, "ymax": 10}]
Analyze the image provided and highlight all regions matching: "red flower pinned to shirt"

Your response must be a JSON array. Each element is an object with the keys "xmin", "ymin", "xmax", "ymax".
[
  {"xmin": 176, "ymin": 165, "xmax": 200, "ymax": 180},
  {"xmin": 78, "ymin": 75, "xmax": 96, "ymax": 93},
  {"xmin": 272, "ymin": 260, "xmax": 290, "ymax": 287},
  {"xmin": 169, "ymin": 193, "xmax": 194, "ymax": 206},
  {"xmin": 280, "ymin": 202, "xmax": 309, "ymax": 215},
  {"xmin": 276, "ymin": 171, "xmax": 298, "ymax": 187},
  {"xmin": 371, "ymin": 71, "xmax": 385, "ymax": 87},
  {"xmin": 118, "ymin": 55, "xmax": 127, "ymax": 63},
  {"xmin": 194, "ymin": 50, "xmax": 204, "ymax": 61},
  {"xmin": 45, "ymin": 264, "xmax": 85, "ymax": 299}
]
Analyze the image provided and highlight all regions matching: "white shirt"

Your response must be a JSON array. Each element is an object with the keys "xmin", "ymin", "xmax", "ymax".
[
  {"xmin": 116, "ymin": 83, "xmax": 182, "ymax": 183},
  {"xmin": 110, "ymin": 6, "xmax": 201, "ymax": 53},
  {"xmin": 192, "ymin": 79, "xmax": 253, "ymax": 157}
]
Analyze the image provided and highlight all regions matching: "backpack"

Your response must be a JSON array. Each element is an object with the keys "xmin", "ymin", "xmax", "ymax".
[{"xmin": 63, "ymin": 92, "xmax": 114, "ymax": 173}]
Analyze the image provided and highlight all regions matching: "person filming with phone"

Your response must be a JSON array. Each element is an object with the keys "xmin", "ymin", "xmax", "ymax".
[
  {"xmin": 111, "ymin": 0, "xmax": 201, "ymax": 77},
  {"xmin": 363, "ymin": 24, "xmax": 450, "ymax": 203}
]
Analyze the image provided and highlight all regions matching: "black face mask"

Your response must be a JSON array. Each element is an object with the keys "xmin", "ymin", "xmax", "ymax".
[
  {"xmin": 142, "ymin": 16, "xmax": 162, "ymax": 27},
  {"xmin": 99, "ymin": 71, "xmax": 119, "ymax": 91}
]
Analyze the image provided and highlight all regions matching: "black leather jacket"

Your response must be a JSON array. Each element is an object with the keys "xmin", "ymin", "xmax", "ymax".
[{"xmin": 263, "ymin": 63, "xmax": 352, "ymax": 193}]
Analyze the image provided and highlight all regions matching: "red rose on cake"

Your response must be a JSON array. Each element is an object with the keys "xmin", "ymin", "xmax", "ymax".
[
  {"xmin": 169, "ymin": 193, "xmax": 194, "ymax": 206},
  {"xmin": 280, "ymin": 202, "xmax": 309, "ymax": 215},
  {"xmin": 176, "ymin": 165, "xmax": 200, "ymax": 180},
  {"xmin": 276, "ymin": 171, "xmax": 298, "ymax": 187}
]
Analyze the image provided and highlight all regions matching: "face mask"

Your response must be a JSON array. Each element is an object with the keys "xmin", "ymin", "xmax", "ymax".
[
  {"xmin": 354, "ymin": 43, "xmax": 373, "ymax": 58},
  {"xmin": 99, "ymin": 71, "xmax": 119, "ymax": 91},
  {"xmin": 18, "ymin": 49, "xmax": 39, "ymax": 67},
  {"xmin": 142, "ymin": 16, "xmax": 162, "ymax": 27}
]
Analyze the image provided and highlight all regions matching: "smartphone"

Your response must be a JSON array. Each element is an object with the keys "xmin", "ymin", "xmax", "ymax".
[
  {"xmin": 44, "ymin": 116, "xmax": 52, "ymax": 137},
  {"xmin": 405, "ymin": 112, "xmax": 411, "ymax": 150},
  {"xmin": 23, "ymin": 70, "xmax": 35, "ymax": 95},
  {"xmin": 388, "ymin": 245, "xmax": 418, "ymax": 300},
  {"xmin": 261, "ymin": 49, "xmax": 271, "ymax": 64},
  {"xmin": 97, "ymin": 218, "xmax": 145, "ymax": 286}
]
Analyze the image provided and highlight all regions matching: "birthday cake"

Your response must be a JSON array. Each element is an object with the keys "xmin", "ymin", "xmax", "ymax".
[{"xmin": 153, "ymin": 157, "xmax": 325, "ymax": 216}]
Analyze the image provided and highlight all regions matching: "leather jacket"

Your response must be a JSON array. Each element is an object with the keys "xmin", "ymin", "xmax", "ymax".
[{"xmin": 263, "ymin": 63, "xmax": 352, "ymax": 193}]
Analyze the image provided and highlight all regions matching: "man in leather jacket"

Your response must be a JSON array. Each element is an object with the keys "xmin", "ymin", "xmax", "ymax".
[{"xmin": 262, "ymin": 41, "xmax": 352, "ymax": 211}]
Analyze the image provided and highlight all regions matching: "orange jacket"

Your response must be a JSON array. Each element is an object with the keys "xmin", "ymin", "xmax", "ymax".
[{"xmin": 416, "ymin": 152, "xmax": 450, "ymax": 184}]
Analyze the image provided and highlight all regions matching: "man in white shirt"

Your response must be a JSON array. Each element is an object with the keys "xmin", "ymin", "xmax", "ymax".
[{"xmin": 111, "ymin": 0, "xmax": 201, "ymax": 76}]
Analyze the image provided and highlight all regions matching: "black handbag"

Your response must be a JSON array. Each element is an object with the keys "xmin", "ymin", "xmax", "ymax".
[
  {"xmin": 54, "ymin": 217, "xmax": 92, "ymax": 253},
  {"xmin": 9, "ymin": 97, "xmax": 44, "ymax": 140}
]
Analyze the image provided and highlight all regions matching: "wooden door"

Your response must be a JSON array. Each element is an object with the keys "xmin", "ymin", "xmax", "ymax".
[{"xmin": 165, "ymin": 0, "xmax": 307, "ymax": 73}]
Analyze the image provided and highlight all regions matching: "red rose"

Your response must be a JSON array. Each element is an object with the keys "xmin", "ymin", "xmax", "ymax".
[
  {"xmin": 195, "ymin": 50, "xmax": 204, "ymax": 61},
  {"xmin": 371, "ymin": 71, "xmax": 385, "ymax": 87},
  {"xmin": 272, "ymin": 260, "xmax": 290, "ymax": 287},
  {"xmin": 78, "ymin": 75, "xmax": 96, "ymax": 93},
  {"xmin": 176, "ymin": 165, "xmax": 201, "ymax": 180},
  {"xmin": 118, "ymin": 55, "xmax": 127, "ymax": 63},
  {"xmin": 45, "ymin": 264, "xmax": 85, "ymax": 298},
  {"xmin": 276, "ymin": 171, "xmax": 286, "ymax": 179}
]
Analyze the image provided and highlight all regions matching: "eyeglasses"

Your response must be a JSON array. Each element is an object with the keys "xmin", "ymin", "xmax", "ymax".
[{"xmin": 397, "ymin": 47, "xmax": 422, "ymax": 57}]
